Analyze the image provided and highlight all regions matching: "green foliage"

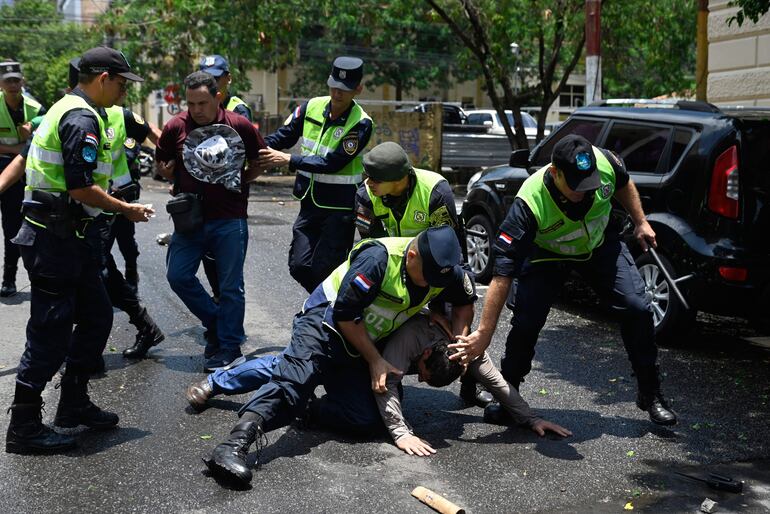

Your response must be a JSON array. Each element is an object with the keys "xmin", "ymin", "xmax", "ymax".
[
  {"xmin": 0, "ymin": 0, "xmax": 98, "ymax": 107},
  {"xmin": 603, "ymin": 0, "xmax": 697, "ymax": 98},
  {"xmin": 729, "ymin": 0, "xmax": 770, "ymax": 26}
]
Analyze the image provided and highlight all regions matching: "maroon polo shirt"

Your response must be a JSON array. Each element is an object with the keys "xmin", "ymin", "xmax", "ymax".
[{"xmin": 156, "ymin": 106, "xmax": 265, "ymax": 220}]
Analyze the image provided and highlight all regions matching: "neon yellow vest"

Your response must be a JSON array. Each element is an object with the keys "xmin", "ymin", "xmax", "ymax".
[
  {"xmin": 320, "ymin": 238, "xmax": 444, "ymax": 342},
  {"xmin": 25, "ymin": 94, "xmax": 112, "ymax": 216},
  {"xmin": 516, "ymin": 147, "xmax": 615, "ymax": 261},
  {"xmin": 106, "ymin": 106, "xmax": 132, "ymax": 189},
  {"xmin": 367, "ymin": 168, "xmax": 446, "ymax": 237},
  {"xmin": 296, "ymin": 96, "xmax": 372, "ymax": 209},
  {"xmin": 226, "ymin": 95, "xmax": 251, "ymax": 120},
  {"xmin": 0, "ymin": 92, "xmax": 42, "ymax": 152}
]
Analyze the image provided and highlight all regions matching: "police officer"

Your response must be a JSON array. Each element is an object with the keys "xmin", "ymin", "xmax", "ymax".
[
  {"xmin": 196, "ymin": 54, "xmax": 253, "ymax": 303},
  {"xmin": 451, "ymin": 135, "xmax": 677, "ymax": 426},
  {"xmin": 5, "ymin": 47, "xmax": 153, "ymax": 455},
  {"xmin": 355, "ymin": 141, "xmax": 492, "ymax": 407},
  {"xmin": 0, "ymin": 61, "xmax": 46, "ymax": 297},
  {"xmin": 203, "ymin": 226, "xmax": 474, "ymax": 486},
  {"xmin": 257, "ymin": 56, "xmax": 374, "ymax": 293}
]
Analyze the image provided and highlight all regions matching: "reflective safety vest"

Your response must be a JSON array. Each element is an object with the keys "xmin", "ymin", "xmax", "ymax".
[
  {"xmin": 106, "ymin": 106, "xmax": 132, "ymax": 189},
  {"xmin": 366, "ymin": 168, "xmax": 446, "ymax": 237},
  {"xmin": 295, "ymin": 96, "xmax": 372, "ymax": 209},
  {"xmin": 25, "ymin": 94, "xmax": 112, "ymax": 216},
  {"xmin": 517, "ymin": 146, "xmax": 615, "ymax": 261},
  {"xmin": 318, "ymin": 237, "xmax": 444, "ymax": 343},
  {"xmin": 0, "ymin": 92, "xmax": 42, "ymax": 156},
  {"xmin": 226, "ymin": 95, "xmax": 252, "ymax": 121}
]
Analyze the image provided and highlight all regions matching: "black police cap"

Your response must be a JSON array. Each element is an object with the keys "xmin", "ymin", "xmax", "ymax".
[
  {"xmin": 327, "ymin": 56, "xmax": 363, "ymax": 91},
  {"xmin": 0, "ymin": 61, "xmax": 23, "ymax": 80},
  {"xmin": 79, "ymin": 47, "xmax": 144, "ymax": 82},
  {"xmin": 417, "ymin": 226, "xmax": 464, "ymax": 288},
  {"xmin": 551, "ymin": 134, "xmax": 600, "ymax": 192}
]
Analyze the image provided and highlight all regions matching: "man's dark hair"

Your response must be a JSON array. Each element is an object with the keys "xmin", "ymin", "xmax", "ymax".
[
  {"xmin": 424, "ymin": 341, "xmax": 463, "ymax": 388},
  {"xmin": 77, "ymin": 72, "xmax": 100, "ymax": 85},
  {"xmin": 184, "ymin": 71, "xmax": 218, "ymax": 97}
]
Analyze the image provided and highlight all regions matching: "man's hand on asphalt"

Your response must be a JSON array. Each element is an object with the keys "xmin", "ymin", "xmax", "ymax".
[
  {"xmin": 369, "ymin": 357, "xmax": 402, "ymax": 394},
  {"xmin": 449, "ymin": 329, "xmax": 492, "ymax": 365},
  {"xmin": 257, "ymin": 147, "xmax": 291, "ymax": 168},
  {"xmin": 635, "ymin": 220, "xmax": 657, "ymax": 252},
  {"xmin": 396, "ymin": 435, "xmax": 437, "ymax": 457},
  {"xmin": 530, "ymin": 419, "xmax": 572, "ymax": 438},
  {"xmin": 124, "ymin": 203, "xmax": 155, "ymax": 223}
]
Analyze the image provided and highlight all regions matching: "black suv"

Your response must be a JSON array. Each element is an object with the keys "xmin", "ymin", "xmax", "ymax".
[{"xmin": 462, "ymin": 100, "xmax": 770, "ymax": 342}]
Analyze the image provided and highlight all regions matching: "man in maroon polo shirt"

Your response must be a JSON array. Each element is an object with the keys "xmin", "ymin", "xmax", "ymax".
[{"xmin": 156, "ymin": 71, "xmax": 265, "ymax": 371}]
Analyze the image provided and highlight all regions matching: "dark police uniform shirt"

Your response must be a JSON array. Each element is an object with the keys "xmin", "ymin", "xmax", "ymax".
[
  {"xmin": 493, "ymin": 148, "xmax": 630, "ymax": 278},
  {"xmin": 354, "ymin": 174, "xmax": 459, "ymax": 239},
  {"xmin": 331, "ymin": 241, "xmax": 477, "ymax": 325},
  {"xmin": 0, "ymin": 97, "xmax": 46, "ymax": 169},
  {"xmin": 121, "ymin": 108, "xmax": 151, "ymax": 147},
  {"xmin": 156, "ymin": 106, "xmax": 265, "ymax": 220},
  {"xmin": 264, "ymin": 99, "xmax": 373, "ymax": 175}
]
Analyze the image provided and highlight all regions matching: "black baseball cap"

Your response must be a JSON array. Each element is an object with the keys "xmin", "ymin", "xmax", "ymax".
[
  {"xmin": 198, "ymin": 55, "xmax": 229, "ymax": 78},
  {"xmin": 363, "ymin": 142, "xmax": 413, "ymax": 182},
  {"xmin": 68, "ymin": 58, "xmax": 81, "ymax": 90},
  {"xmin": 78, "ymin": 47, "xmax": 144, "ymax": 82},
  {"xmin": 0, "ymin": 61, "xmax": 23, "ymax": 80},
  {"xmin": 327, "ymin": 56, "xmax": 363, "ymax": 91},
  {"xmin": 416, "ymin": 226, "xmax": 464, "ymax": 288},
  {"xmin": 552, "ymin": 134, "xmax": 600, "ymax": 192}
]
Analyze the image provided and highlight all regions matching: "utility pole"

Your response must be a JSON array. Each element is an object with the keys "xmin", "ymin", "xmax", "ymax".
[
  {"xmin": 585, "ymin": 0, "xmax": 602, "ymax": 104},
  {"xmin": 696, "ymin": 0, "xmax": 709, "ymax": 101}
]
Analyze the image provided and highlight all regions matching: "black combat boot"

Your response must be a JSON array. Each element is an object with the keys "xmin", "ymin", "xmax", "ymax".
[
  {"xmin": 460, "ymin": 374, "xmax": 494, "ymax": 407},
  {"xmin": 203, "ymin": 413, "xmax": 267, "ymax": 487},
  {"xmin": 123, "ymin": 307, "xmax": 165, "ymax": 359},
  {"xmin": 635, "ymin": 365, "xmax": 677, "ymax": 426},
  {"xmin": 53, "ymin": 373, "xmax": 119, "ymax": 429},
  {"xmin": 124, "ymin": 266, "xmax": 139, "ymax": 290},
  {"xmin": 0, "ymin": 265, "xmax": 17, "ymax": 297},
  {"xmin": 6, "ymin": 400, "xmax": 77, "ymax": 454}
]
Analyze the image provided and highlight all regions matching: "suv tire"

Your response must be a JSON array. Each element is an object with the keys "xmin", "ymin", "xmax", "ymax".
[
  {"xmin": 635, "ymin": 251, "xmax": 696, "ymax": 345},
  {"xmin": 466, "ymin": 214, "xmax": 494, "ymax": 284}
]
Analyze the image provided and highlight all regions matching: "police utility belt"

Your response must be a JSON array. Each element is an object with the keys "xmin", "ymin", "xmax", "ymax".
[{"xmin": 22, "ymin": 190, "xmax": 90, "ymax": 239}]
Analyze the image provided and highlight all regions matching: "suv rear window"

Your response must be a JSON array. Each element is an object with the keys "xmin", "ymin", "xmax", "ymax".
[
  {"xmin": 533, "ymin": 118, "xmax": 605, "ymax": 166},
  {"xmin": 604, "ymin": 122, "xmax": 670, "ymax": 173}
]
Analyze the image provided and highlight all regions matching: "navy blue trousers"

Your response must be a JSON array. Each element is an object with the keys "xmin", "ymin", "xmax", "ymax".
[
  {"xmin": 239, "ymin": 306, "xmax": 383, "ymax": 435},
  {"xmin": 13, "ymin": 221, "xmax": 112, "ymax": 390},
  {"xmin": 501, "ymin": 236, "xmax": 659, "ymax": 392},
  {"xmin": 0, "ymin": 180, "xmax": 23, "ymax": 272},
  {"xmin": 109, "ymin": 213, "xmax": 139, "ymax": 270},
  {"xmin": 289, "ymin": 201, "xmax": 355, "ymax": 294}
]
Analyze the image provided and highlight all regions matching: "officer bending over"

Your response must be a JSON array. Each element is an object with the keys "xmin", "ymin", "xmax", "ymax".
[
  {"xmin": 452, "ymin": 135, "xmax": 677, "ymax": 426},
  {"xmin": 5, "ymin": 47, "xmax": 153, "ymax": 455},
  {"xmin": 354, "ymin": 141, "xmax": 492, "ymax": 407},
  {"xmin": 203, "ymin": 226, "xmax": 472, "ymax": 486}
]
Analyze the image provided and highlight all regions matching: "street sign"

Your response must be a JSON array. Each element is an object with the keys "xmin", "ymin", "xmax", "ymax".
[
  {"xmin": 167, "ymin": 103, "xmax": 181, "ymax": 115},
  {"xmin": 164, "ymin": 84, "xmax": 180, "ymax": 104}
]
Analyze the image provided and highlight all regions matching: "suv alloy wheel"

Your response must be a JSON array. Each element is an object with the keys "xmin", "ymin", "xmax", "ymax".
[{"xmin": 466, "ymin": 214, "xmax": 494, "ymax": 284}]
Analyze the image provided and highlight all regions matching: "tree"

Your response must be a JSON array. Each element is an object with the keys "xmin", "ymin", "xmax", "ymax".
[
  {"xmin": 602, "ymin": 0, "xmax": 697, "ymax": 99},
  {"xmin": 729, "ymin": 0, "xmax": 770, "ymax": 25},
  {"xmin": 426, "ymin": 0, "xmax": 585, "ymax": 149},
  {"xmin": 0, "ymin": 0, "xmax": 98, "ymax": 107}
]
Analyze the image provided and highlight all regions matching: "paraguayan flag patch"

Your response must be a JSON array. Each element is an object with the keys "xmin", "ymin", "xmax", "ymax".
[{"xmin": 353, "ymin": 273, "xmax": 373, "ymax": 292}]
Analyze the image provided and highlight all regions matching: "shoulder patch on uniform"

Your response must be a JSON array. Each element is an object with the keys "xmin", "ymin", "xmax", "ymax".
[
  {"xmin": 463, "ymin": 271, "xmax": 474, "ymax": 296},
  {"xmin": 355, "ymin": 212, "xmax": 371, "ymax": 229},
  {"xmin": 84, "ymin": 132, "xmax": 98, "ymax": 147},
  {"xmin": 342, "ymin": 134, "xmax": 359, "ymax": 155},
  {"xmin": 81, "ymin": 144, "xmax": 97, "ymax": 162},
  {"xmin": 124, "ymin": 137, "xmax": 136, "ymax": 149},
  {"xmin": 353, "ymin": 273, "xmax": 373, "ymax": 292},
  {"xmin": 132, "ymin": 112, "xmax": 145, "ymax": 125},
  {"xmin": 428, "ymin": 205, "xmax": 455, "ymax": 228},
  {"xmin": 497, "ymin": 231, "xmax": 513, "ymax": 245}
]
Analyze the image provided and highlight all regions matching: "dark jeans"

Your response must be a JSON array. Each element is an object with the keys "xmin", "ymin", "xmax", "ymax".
[
  {"xmin": 0, "ymin": 180, "xmax": 23, "ymax": 272},
  {"xmin": 239, "ymin": 307, "xmax": 382, "ymax": 435},
  {"xmin": 501, "ymin": 236, "xmax": 658, "ymax": 392},
  {"xmin": 289, "ymin": 200, "xmax": 355, "ymax": 294},
  {"xmin": 13, "ymin": 221, "xmax": 112, "ymax": 390}
]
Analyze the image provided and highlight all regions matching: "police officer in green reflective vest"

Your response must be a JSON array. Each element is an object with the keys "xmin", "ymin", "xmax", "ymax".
[
  {"xmin": 258, "ymin": 57, "xmax": 374, "ymax": 293},
  {"xmin": 5, "ymin": 47, "xmax": 154, "ymax": 455},
  {"xmin": 0, "ymin": 61, "xmax": 46, "ymax": 297}
]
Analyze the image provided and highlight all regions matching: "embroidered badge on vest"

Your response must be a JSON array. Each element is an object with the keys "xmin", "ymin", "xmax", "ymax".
[
  {"xmin": 342, "ymin": 134, "xmax": 359, "ymax": 155},
  {"xmin": 413, "ymin": 210, "xmax": 427, "ymax": 223},
  {"xmin": 539, "ymin": 219, "xmax": 565, "ymax": 234},
  {"xmin": 333, "ymin": 127, "xmax": 344, "ymax": 139},
  {"xmin": 600, "ymin": 183, "xmax": 613, "ymax": 199},
  {"xmin": 106, "ymin": 127, "xmax": 115, "ymax": 140}
]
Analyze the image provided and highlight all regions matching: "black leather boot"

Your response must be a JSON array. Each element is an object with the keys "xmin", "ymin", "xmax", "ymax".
[
  {"xmin": 54, "ymin": 373, "xmax": 119, "ymax": 429},
  {"xmin": 6, "ymin": 401, "xmax": 77, "ymax": 454},
  {"xmin": 123, "ymin": 307, "xmax": 165, "ymax": 359},
  {"xmin": 460, "ymin": 374, "xmax": 494, "ymax": 407},
  {"xmin": 203, "ymin": 415, "xmax": 266, "ymax": 487},
  {"xmin": 124, "ymin": 266, "xmax": 139, "ymax": 289},
  {"xmin": 0, "ymin": 265, "xmax": 17, "ymax": 297},
  {"xmin": 635, "ymin": 365, "xmax": 677, "ymax": 426}
]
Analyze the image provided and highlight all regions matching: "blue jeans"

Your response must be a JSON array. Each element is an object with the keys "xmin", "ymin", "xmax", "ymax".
[
  {"xmin": 209, "ymin": 354, "xmax": 281, "ymax": 394},
  {"xmin": 166, "ymin": 218, "xmax": 248, "ymax": 351}
]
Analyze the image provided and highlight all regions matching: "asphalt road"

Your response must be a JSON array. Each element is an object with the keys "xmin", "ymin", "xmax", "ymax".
[{"xmin": 1, "ymin": 177, "xmax": 769, "ymax": 513}]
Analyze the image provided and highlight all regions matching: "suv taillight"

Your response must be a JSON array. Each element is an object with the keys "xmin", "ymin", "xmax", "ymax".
[{"xmin": 708, "ymin": 145, "xmax": 739, "ymax": 219}]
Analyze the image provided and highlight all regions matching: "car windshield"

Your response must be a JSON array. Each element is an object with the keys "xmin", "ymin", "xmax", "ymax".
[{"xmin": 505, "ymin": 112, "xmax": 537, "ymax": 128}]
